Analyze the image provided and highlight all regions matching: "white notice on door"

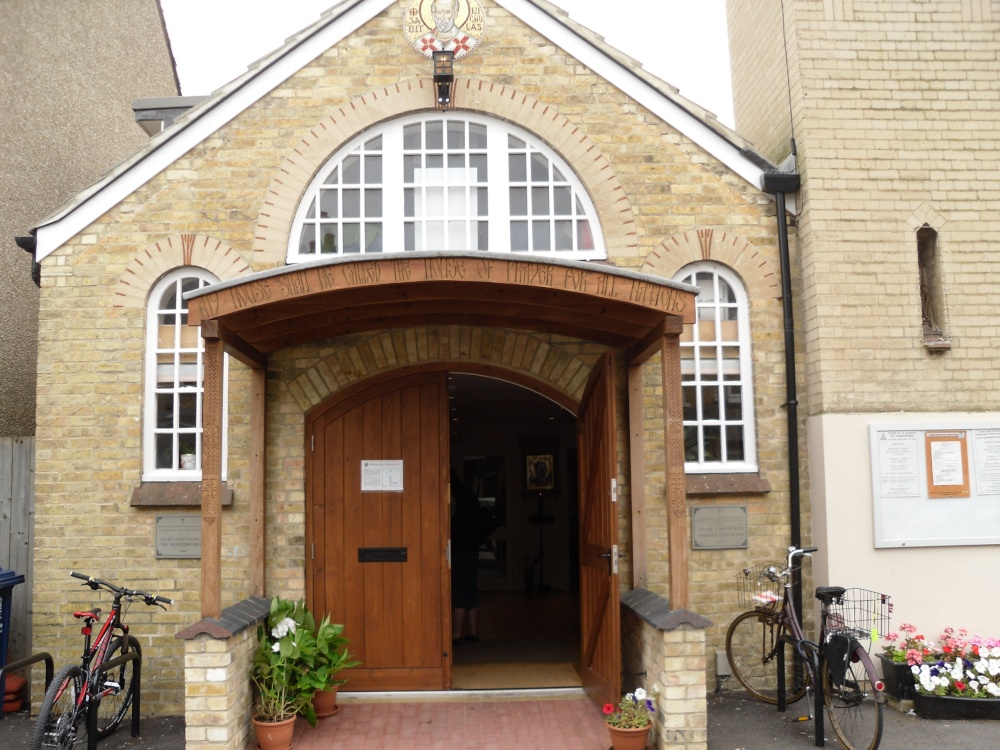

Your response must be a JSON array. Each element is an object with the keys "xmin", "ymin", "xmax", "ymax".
[{"xmin": 361, "ymin": 460, "xmax": 404, "ymax": 492}]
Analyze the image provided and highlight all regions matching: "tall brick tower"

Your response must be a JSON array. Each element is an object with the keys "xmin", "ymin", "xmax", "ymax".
[{"xmin": 727, "ymin": 0, "xmax": 1000, "ymax": 632}]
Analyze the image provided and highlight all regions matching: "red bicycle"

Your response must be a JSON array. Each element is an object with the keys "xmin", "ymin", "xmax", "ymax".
[{"xmin": 30, "ymin": 572, "xmax": 174, "ymax": 749}]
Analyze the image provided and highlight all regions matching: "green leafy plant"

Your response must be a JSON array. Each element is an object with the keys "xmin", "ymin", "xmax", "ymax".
[
  {"xmin": 251, "ymin": 597, "xmax": 360, "ymax": 726},
  {"xmin": 603, "ymin": 684, "xmax": 659, "ymax": 729},
  {"xmin": 252, "ymin": 597, "xmax": 314, "ymax": 723},
  {"xmin": 294, "ymin": 615, "xmax": 359, "ymax": 725}
]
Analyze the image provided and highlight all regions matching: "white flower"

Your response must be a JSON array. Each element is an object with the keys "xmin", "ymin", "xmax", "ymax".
[
  {"xmin": 911, "ymin": 665, "xmax": 919, "ymax": 674},
  {"xmin": 651, "ymin": 683, "xmax": 660, "ymax": 694},
  {"xmin": 970, "ymin": 680, "xmax": 980, "ymax": 691},
  {"xmin": 634, "ymin": 688, "xmax": 647, "ymax": 701},
  {"xmin": 992, "ymin": 647, "xmax": 1000, "ymax": 659},
  {"xmin": 988, "ymin": 683, "xmax": 1000, "ymax": 697},
  {"xmin": 271, "ymin": 617, "xmax": 297, "ymax": 640},
  {"xmin": 271, "ymin": 642, "xmax": 280, "ymax": 653}
]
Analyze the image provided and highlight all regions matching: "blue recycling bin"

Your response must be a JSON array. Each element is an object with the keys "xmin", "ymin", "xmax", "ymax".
[{"xmin": 0, "ymin": 567, "xmax": 26, "ymax": 709}]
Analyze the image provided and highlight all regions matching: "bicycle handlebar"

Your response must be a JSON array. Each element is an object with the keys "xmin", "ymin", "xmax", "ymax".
[{"xmin": 70, "ymin": 571, "xmax": 175, "ymax": 607}]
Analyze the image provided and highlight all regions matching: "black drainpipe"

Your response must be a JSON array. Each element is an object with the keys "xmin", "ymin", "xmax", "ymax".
[{"xmin": 758, "ymin": 170, "xmax": 803, "ymax": 609}]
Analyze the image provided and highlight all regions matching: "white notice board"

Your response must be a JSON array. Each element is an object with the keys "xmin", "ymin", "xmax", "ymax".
[
  {"xmin": 361, "ymin": 460, "xmax": 404, "ymax": 492},
  {"xmin": 870, "ymin": 424, "xmax": 1000, "ymax": 547}
]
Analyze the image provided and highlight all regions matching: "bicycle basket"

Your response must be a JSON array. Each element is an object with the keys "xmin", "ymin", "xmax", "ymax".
[
  {"xmin": 735, "ymin": 563, "xmax": 784, "ymax": 611},
  {"xmin": 822, "ymin": 588, "xmax": 891, "ymax": 642}
]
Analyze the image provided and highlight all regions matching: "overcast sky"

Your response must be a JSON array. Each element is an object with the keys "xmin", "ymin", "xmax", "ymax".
[{"xmin": 160, "ymin": 0, "xmax": 734, "ymax": 127}]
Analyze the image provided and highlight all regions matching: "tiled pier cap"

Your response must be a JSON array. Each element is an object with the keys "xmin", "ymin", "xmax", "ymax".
[{"xmin": 621, "ymin": 588, "xmax": 713, "ymax": 630}]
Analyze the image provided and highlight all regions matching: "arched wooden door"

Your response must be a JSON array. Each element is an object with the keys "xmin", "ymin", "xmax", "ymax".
[
  {"xmin": 306, "ymin": 372, "xmax": 450, "ymax": 690},
  {"xmin": 577, "ymin": 351, "xmax": 621, "ymax": 706}
]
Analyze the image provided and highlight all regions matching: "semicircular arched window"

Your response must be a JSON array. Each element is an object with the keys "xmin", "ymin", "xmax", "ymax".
[{"xmin": 288, "ymin": 114, "xmax": 604, "ymax": 261}]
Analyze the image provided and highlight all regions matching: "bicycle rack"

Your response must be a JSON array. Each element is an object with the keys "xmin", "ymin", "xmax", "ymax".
[
  {"xmin": 0, "ymin": 651, "xmax": 54, "ymax": 721},
  {"xmin": 86, "ymin": 649, "xmax": 141, "ymax": 749},
  {"xmin": 777, "ymin": 633, "xmax": 826, "ymax": 747}
]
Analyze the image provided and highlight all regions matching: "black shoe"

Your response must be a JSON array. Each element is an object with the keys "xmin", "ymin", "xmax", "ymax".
[
  {"xmin": 452, "ymin": 637, "xmax": 463, "ymax": 646},
  {"xmin": 464, "ymin": 634, "xmax": 479, "ymax": 643}
]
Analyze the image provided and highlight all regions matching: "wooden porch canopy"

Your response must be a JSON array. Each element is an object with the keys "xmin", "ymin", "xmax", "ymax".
[{"xmin": 184, "ymin": 252, "xmax": 697, "ymax": 618}]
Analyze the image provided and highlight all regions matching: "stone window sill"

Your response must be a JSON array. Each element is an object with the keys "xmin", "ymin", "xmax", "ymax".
[
  {"xmin": 686, "ymin": 473, "xmax": 770, "ymax": 496},
  {"xmin": 130, "ymin": 481, "xmax": 234, "ymax": 507}
]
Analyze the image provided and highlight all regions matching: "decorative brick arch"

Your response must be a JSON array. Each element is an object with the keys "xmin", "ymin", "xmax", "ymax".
[
  {"xmin": 113, "ymin": 233, "xmax": 252, "ymax": 308},
  {"xmin": 254, "ymin": 79, "xmax": 636, "ymax": 266},
  {"xmin": 639, "ymin": 227, "xmax": 780, "ymax": 299},
  {"xmin": 281, "ymin": 325, "xmax": 596, "ymax": 414}
]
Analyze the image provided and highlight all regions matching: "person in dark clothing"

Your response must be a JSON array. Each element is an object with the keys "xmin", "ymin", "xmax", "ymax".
[{"xmin": 451, "ymin": 468, "xmax": 486, "ymax": 644}]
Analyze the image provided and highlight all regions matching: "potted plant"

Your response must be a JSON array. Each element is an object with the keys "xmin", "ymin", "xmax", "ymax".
[
  {"xmin": 251, "ymin": 598, "xmax": 313, "ymax": 749},
  {"xmin": 297, "ymin": 615, "xmax": 359, "ymax": 721},
  {"xmin": 603, "ymin": 685, "xmax": 659, "ymax": 750},
  {"xmin": 910, "ymin": 627, "xmax": 1000, "ymax": 720},
  {"xmin": 878, "ymin": 622, "xmax": 930, "ymax": 701}
]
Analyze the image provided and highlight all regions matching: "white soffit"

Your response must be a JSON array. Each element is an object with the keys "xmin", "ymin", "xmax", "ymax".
[{"xmin": 34, "ymin": 0, "xmax": 790, "ymax": 261}]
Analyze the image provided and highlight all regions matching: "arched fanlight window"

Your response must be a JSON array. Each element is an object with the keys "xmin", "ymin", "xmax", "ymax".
[
  {"xmin": 673, "ymin": 262, "xmax": 757, "ymax": 472},
  {"xmin": 288, "ymin": 114, "xmax": 603, "ymax": 261},
  {"xmin": 143, "ymin": 268, "xmax": 227, "ymax": 480}
]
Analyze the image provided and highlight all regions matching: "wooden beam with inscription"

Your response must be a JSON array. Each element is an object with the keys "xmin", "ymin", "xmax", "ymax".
[
  {"xmin": 661, "ymin": 333, "xmax": 689, "ymax": 610},
  {"xmin": 186, "ymin": 255, "xmax": 695, "ymax": 354}
]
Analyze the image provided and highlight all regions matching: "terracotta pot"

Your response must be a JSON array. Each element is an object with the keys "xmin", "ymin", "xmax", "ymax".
[
  {"xmin": 252, "ymin": 714, "xmax": 296, "ymax": 750},
  {"xmin": 312, "ymin": 687, "xmax": 340, "ymax": 719},
  {"xmin": 607, "ymin": 722, "xmax": 651, "ymax": 750}
]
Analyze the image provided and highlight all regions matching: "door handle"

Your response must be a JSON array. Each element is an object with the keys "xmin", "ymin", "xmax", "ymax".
[{"xmin": 597, "ymin": 545, "xmax": 627, "ymax": 575}]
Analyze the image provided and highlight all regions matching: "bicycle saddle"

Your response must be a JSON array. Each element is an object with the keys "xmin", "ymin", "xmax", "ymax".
[
  {"xmin": 73, "ymin": 607, "xmax": 101, "ymax": 620},
  {"xmin": 815, "ymin": 586, "xmax": 846, "ymax": 603}
]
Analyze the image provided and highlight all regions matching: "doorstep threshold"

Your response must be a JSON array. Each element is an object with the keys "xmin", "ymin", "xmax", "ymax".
[{"xmin": 339, "ymin": 687, "xmax": 588, "ymax": 703}]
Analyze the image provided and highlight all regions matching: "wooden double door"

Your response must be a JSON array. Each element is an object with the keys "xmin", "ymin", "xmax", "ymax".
[{"xmin": 305, "ymin": 365, "xmax": 621, "ymax": 701}]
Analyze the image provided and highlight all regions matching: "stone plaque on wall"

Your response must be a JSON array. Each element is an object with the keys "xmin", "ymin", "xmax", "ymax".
[
  {"xmin": 155, "ymin": 515, "xmax": 201, "ymax": 559},
  {"xmin": 691, "ymin": 505, "xmax": 748, "ymax": 550}
]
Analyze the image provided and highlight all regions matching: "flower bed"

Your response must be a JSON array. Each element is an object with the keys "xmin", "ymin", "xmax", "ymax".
[{"xmin": 882, "ymin": 624, "xmax": 1000, "ymax": 713}]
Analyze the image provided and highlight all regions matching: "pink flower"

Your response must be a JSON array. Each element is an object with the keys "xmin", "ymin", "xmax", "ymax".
[
  {"xmin": 603, "ymin": 704, "xmax": 614, "ymax": 715},
  {"xmin": 900, "ymin": 623, "xmax": 917, "ymax": 634},
  {"xmin": 906, "ymin": 649, "xmax": 923, "ymax": 666}
]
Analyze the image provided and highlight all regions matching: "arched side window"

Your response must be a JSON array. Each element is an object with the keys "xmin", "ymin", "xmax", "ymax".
[
  {"xmin": 288, "ymin": 114, "xmax": 603, "ymax": 261},
  {"xmin": 673, "ymin": 262, "xmax": 757, "ymax": 473},
  {"xmin": 143, "ymin": 268, "xmax": 227, "ymax": 481}
]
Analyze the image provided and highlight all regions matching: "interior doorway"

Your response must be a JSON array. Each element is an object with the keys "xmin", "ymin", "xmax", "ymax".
[{"xmin": 446, "ymin": 373, "xmax": 582, "ymax": 690}]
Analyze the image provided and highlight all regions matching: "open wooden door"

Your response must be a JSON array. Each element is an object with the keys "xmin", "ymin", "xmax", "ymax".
[
  {"xmin": 577, "ymin": 351, "xmax": 621, "ymax": 707},
  {"xmin": 306, "ymin": 372, "xmax": 450, "ymax": 690}
]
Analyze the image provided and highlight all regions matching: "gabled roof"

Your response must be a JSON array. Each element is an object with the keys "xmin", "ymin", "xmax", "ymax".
[{"xmin": 32, "ymin": 0, "xmax": 784, "ymax": 262}]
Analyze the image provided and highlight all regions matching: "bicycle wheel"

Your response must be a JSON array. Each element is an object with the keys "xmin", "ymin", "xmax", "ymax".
[
  {"xmin": 823, "ymin": 648, "xmax": 883, "ymax": 750},
  {"xmin": 726, "ymin": 610, "xmax": 808, "ymax": 704},
  {"xmin": 94, "ymin": 635, "xmax": 142, "ymax": 738},
  {"xmin": 30, "ymin": 664, "xmax": 86, "ymax": 749}
]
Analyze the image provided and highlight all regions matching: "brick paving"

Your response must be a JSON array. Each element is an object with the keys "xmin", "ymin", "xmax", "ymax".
[{"xmin": 281, "ymin": 695, "xmax": 613, "ymax": 750}]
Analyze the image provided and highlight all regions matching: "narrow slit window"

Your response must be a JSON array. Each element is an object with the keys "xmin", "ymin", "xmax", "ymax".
[{"xmin": 918, "ymin": 225, "xmax": 949, "ymax": 348}]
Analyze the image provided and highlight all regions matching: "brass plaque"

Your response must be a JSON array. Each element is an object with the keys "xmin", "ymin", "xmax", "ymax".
[
  {"xmin": 691, "ymin": 506, "xmax": 748, "ymax": 550},
  {"xmin": 155, "ymin": 515, "xmax": 201, "ymax": 559}
]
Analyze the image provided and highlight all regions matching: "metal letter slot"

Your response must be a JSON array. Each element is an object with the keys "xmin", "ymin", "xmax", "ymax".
[{"xmin": 358, "ymin": 547, "xmax": 408, "ymax": 563}]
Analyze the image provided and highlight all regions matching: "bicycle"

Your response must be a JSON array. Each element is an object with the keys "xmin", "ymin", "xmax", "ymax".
[
  {"xmin": 30, "ymin": 572, "xmax": 174, "ymax": 749},
  {"xmin": 725, "ymin": 546, "xmax": 891, "ymax": 750}
]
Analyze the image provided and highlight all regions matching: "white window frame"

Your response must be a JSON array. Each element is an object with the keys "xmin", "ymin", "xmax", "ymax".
[
  {"xmin": 674, "ymin": 262, "xmax": 757, "ymax": 473},
  {"xmin": 286, "ymin": 113, "xmax": 605, "ymax": 262},
  {"xmin": 142, "ymin": 268, "xmax": 228, "ymax": 482}
]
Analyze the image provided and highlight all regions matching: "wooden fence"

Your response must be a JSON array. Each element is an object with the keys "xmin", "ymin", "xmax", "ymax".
[{"xmin": 0, "ymin": 436, "xmax": 34, "ymax": 663}]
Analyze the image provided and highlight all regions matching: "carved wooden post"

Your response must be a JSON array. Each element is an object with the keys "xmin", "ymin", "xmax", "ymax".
[
  {"xmin": 661, "ymin": 331, "xmax": 689, "ymax": 609},
  {"xmin": 200, "ymin": 334, "xmax": 224, "ymax": 619},
  {"xmin": 627, "ymin": 363, "xmax": 647, "ymax": 589}
]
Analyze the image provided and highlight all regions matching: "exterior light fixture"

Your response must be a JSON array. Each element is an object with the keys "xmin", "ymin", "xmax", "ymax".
[{"xmin": 433, "ymin": 50, "xmax": 455, "ymax": 110}]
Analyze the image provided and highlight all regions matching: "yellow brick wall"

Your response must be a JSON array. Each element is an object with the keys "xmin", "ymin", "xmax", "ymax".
[
  {"xmin": 31, "ymin": 0, "xmax": 796, "ymax": 713},
  {"xmin": 730, "ymin": 0, "xmax": 1000, "ymax": 417}
]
